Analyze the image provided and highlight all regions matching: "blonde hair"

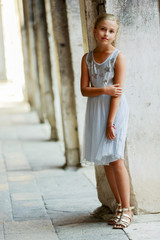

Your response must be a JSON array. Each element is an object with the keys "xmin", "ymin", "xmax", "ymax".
[{"xmin": 94, "ymin": 13, "xmax": 120, "ymax": 47}]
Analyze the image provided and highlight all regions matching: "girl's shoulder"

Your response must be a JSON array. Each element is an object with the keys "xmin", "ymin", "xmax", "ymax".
[
  {"xmin": 115, "ymin": 48, "xmax": 126, "ymax": 58},
  {"xmin": 82, "ymin": 51, "xmax": 93, "ymax": 65},
  {"xmin": 111, "ymin": 48, "xmax": 126, "ymax": 66},
  {"xmin": 115, "ymin": 49, "xmax": 126, "ymax": 62},
  {"xmin": 114, "ymin": 50, "xmax": 126, "ymax": 69}
]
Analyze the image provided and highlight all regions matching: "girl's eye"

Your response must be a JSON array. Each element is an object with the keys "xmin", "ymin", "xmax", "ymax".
[
  {"xmin": 101, "ymin": 28, "xmax": 105, "ymax": 30},
  {"xmin": 110, "ymin": 30, "xmax": 114, "ymax": 33}
]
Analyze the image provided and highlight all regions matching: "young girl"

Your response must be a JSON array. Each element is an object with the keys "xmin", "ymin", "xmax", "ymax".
[{"xmin": 80, "ymin": 13, "xmax": 134, "ymax": 229}]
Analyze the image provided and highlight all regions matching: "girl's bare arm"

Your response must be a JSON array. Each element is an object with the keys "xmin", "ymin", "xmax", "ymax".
[
  {"xmin": 80, "ymin": 53, "xmax": 122, "ymax": 97},
  {"xmin": 107, "ymin": 52, "xmax": 126, "ymax": 126}
]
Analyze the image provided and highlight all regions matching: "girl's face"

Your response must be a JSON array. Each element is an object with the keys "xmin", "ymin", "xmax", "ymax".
[{"xmin": 94, "ymin": 20, "xmax": 118, "ymax": 46}]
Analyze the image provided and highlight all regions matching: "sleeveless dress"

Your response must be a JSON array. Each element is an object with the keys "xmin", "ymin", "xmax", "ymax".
[{"xmin": 81, "ymin": 48, "xmax": 129, "ymax": 166}]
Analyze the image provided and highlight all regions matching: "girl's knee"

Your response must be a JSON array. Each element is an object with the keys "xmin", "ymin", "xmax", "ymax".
[
  {"xmin": 104, "ymin": 164, "xmax": 111, "ymax": 170},
  {"xmin": 110, "ymin": 158, "xmax": 124, "ymax": 169}
]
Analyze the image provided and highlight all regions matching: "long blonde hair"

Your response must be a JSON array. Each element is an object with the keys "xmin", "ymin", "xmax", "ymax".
[{"xmin": 94, "ymin": 13, "xmax": 120, "ymax": 47}]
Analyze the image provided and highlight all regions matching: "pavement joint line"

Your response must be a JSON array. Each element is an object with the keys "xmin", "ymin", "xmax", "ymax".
[
  {"xmin": 0, "ymin": 154, "xmax": 13, "ymax": 223},
  {"xmin": 50, "ymin": 220, "xmax": 61, "ymax": 240},
  {"xmin": 32, "ymin": 174, "xmax": 60, "ymax": 237},
  {"xmin": 8, "ymin": 192, "xmax": 15, "ymax": 222},
  {"xmin": 123, "ymin": 229, "xmax": 131, "ymax": 240},
  {"xmin": 40, "ymin": 195, "xmax": 60, "ymax": 236},
  {"xmin": 2, "ymin": 222, "xmax": 5, "ymax": 240},
  {"xmin": 1, "ymin": 153, "xmax": 7, "ymax": 173}
]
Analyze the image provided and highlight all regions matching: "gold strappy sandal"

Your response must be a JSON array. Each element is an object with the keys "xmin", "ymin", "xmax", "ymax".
[
  {"xmin": 113, "ymin": 206, "xmax": 134, "ymax": 229},
  {"xmin": 107, "ymin": 203, "xmax": 122, "ymax": 225}
]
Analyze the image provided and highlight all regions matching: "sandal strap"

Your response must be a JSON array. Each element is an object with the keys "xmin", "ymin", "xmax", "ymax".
[
  {"xmin": 122, "ymin": 206, "xmax": 134, "ymax": 212},
  {"xmin": 111, "ymin": 215, "xmax": 121, "ymax": 221},
  {"xmin": 119, "ymin": 218, "xmax": 131, "ymax": 224},
  {"xmin": 116, "ymin": 220, "xmax": 129, "ymax": 228},
  {"xmin": 116, "ymin": 208, "xmax": 122, "ymax": 213},
  {"xmin": 108, "ymin": 214, "xmax": 121, "ymax": 224},
  {"xmin": 117, "ymin": 203, "xmax": 121, "ymax": 207},
  {"xmin": 122, "ymin": 213, "xmax": 132, "ymax": 219},
  {"xmin": 116, "ymin": 203, "xmax": 122, "ymax": 213}
]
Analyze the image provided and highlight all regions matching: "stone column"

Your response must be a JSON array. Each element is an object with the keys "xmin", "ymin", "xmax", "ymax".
[
  {"xmin": 22, "ymin": 0, "xmax": 35, "ymax": 106},
  {"xmin": 23, "ymin": 0, "xmax": 44, "ymax": 122},
  {"xmin": 92, "ymin": 0, "xmax": 160, "ymax": 214},
  {"xmin": 17, "ymin": 0, "xmax": 33, "ymax": 105},
  {"xmin": 0, "ymin": 3, "xmax": 6, "ymax": 80},
  {"xmin": 65, "ymin": 0, "xmax": 86, "ymax": 154},
  {"xmin": 50, "ymin": 0, "xmax": 80, "ymax": 166},
  {"xmin": 16, "ymin": 0, "xmax": 29, "ymax": 102},
  {"xmin": 33, "ymin": 0, "xmax": 58, "ymax": 140},
  {"xmin": 44, "ymin": 0, "xmax": 63, "ymax": 141}
]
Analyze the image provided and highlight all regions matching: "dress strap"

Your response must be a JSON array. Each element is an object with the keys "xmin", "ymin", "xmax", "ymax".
[
  {"xmin": 112, "ymin": 49, "xmax": 121, "ymax": 66},
  {"xmin": 85, "ymin": 51, "xmax": 92, "ymax": 66}
]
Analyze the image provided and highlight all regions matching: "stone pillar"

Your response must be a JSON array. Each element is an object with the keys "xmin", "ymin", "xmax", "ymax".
[
  {"xmin": 65, "ymin": 0, "xmax": 86, "ymax": 154},
  {"xmin": 16, "ymin": 0, "xmax": 29, "ymax": 101},
  {"xmin": 22, "ymin": 0, "xmax": 35, "ymax": 106},
  {"xmin": 94, "ymin": 0, "xmax": 160, "ymax": 214},
  {"xmin": 0, "ymin": 3, "xmax": 6, "ymax": 80},
  {"xmin": 79, "ymin": 0, "xmax": 106, "ymax": 51},
  {"xmin": 44, "ymin": 0, "xmax": 63, "ymax": 141},
  {"xmin": 33, "ymin": 0, "xmax": 58, "ymax": 140},
  {"xmin": 50, "ymin": 0, "xmax": 80, "ymax": 166},
  {"xmin": 23, "ymin": 0, "xmax": 44, "ymax": 122}
]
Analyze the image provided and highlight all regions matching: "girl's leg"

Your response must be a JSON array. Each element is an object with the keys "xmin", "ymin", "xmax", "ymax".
[
  {"xmin": 109, "ymin": 158, "xmax": 132, "ymax": 221},
  {"xmin": 104, "ymin": 165, "xmax": 121, "ymax": 204},
  {"xmin": 109, "ymin": 158, "xmax": 130, "ymax": 208},
  {"xmin": 104, "ymin": 165, "xmax": 122, "ymax": 224}
]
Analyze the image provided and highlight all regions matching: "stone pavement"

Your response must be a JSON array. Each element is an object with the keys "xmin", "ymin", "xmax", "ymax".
[{"xmin": 0, "ymin": 102, "xmax": 160, "ymax": 240}]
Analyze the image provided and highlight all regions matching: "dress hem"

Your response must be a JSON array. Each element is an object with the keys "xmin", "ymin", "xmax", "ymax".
[{"xmin": 81, "ymin": 155, "xmax": 124, "ymax": 166}]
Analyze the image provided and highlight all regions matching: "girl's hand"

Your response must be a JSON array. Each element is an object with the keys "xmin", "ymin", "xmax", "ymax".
[
  {"xmin": 105, "ymin": 84, "xmax": 122, "ymax": 97},
  {"xmin": 106, "ymin": 125, "xmax": 116, "ymax": 140}
]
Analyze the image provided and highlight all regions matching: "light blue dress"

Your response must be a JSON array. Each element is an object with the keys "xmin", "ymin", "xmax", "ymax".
[{"xmin": 81, "ymin": 48, "xmax": 129, "ymax": 166}]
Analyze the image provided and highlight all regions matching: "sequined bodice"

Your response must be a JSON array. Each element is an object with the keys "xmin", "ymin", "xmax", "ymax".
[{"xmin": 86, "ymin": 49, "xmax": 120, "ymax": 88}]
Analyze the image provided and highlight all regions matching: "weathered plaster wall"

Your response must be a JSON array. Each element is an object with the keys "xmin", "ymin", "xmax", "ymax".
[{"xmin": 95, "ymin": 0, "xmax": 160, "ymax": 213}]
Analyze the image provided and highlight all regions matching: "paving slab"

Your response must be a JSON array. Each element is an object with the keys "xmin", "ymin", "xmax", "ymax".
[
  {"xmin": 4, "ymin": 219, "xmax": 58, "ymax": 240},
  {"xmin": 5, "ymin": 233, "xmax": 58, "ymax": 240},
  {"xmin": 124, "ymin": 222, "xmax": 160, "ymax": 240},
  {"xmin": 56, "ymin": 222, "xmax": 128, "ymax": 240},
  {"xmin": 0, "ymin": 223, "xmax": 4, "ymax": 240},
  {"xmin": 11, "ymin": 193, "xmax": 42, "ymax": 201},
  {"xmin": 12, "ymin": 200, "xmax": 47, "ymax": 218},
  {"xmin": 50, "ymin": 210, "xmax": 106, "ymax": 228},
  {"xmin": 4, "ymin": 219, "xmax": 54, "ymax": 234}
]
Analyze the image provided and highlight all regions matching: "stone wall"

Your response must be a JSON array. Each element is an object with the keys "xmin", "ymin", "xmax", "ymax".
[{"xmin": 95, "ymin": 0, "xmax": 160, "ymax": 214}]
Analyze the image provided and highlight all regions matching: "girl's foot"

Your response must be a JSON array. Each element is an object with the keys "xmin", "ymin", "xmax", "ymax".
[
  {"xmin": 107, "ymin": 203, "xmax": 122, "ymax": 225},
  {"xmin": 113, "ymin": 206, "xmax": 134, "ymax": 229}
]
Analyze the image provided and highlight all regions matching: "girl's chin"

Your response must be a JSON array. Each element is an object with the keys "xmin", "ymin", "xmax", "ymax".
[{"xmin": 101, "ymin": 41, "xmax": 108, "ymax": 44}]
